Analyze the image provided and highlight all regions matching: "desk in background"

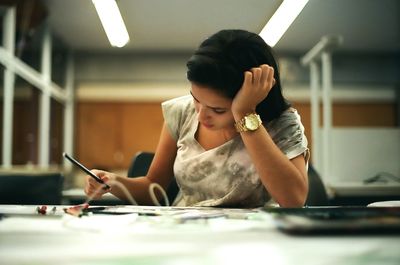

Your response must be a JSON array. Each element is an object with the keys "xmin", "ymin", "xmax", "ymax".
[
  {"xmin": 327, "ymin": 182, "xmax": 400, "ymax": 205},
  {"xmin": 62, "ymin": 188, "xmax": 124, "ymax": 205},
  {"xmin": 1, "ymin": 205, "xmax": 399, "ymax": 265}
]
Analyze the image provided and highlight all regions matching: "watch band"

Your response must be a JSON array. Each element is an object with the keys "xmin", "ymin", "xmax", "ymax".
[{"xmin": 235, "ymin": 113, "xmax": 262, "ymax": 132}]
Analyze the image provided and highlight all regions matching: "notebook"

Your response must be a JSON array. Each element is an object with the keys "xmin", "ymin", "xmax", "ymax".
[{"xmin": 263, "ymin": 206, "xmax": 400, "ymax": 235}]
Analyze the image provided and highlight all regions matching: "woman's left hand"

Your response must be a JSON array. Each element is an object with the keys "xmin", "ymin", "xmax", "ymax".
[{"xmin": 231, "ymin": 64, "xmax": 275, "ymax": 118}]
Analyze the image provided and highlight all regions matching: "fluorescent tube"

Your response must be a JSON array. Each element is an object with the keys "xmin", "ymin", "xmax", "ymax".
[
  {"xmin": 259, "ymin": 0, "xmax": 309, "ymax": 47},
  {"xmin": 92, "ymin": 0, "xmax": 130, "ymax": 48}
]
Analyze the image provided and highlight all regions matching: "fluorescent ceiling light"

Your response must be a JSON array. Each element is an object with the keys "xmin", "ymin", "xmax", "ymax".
[
  {"xmin": 259, "ymin": 0, "xmax": 309, "ymax": 47},
  {"xmin": 92, "ymin": 0, "xmax": 130, "ymax": 48}
]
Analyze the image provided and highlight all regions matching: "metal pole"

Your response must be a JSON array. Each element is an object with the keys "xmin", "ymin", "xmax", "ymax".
[
  {"xmin": 38, "ymin": 26, "xmax": 52, "ymax": 168},
  {"xmin": 63, "ymin": 52, "xmax": 75, "ymax": 170},
  {"xmin": 310, "ymin": 61, "xmax": 321, "ymax": 172},
  {"xmin": 2, "ymin": 7, "xmax": 16, "ymax": 168},
  {"xmin": 321, "ymin": 52, "xmax": 333, "ymax": 182}
]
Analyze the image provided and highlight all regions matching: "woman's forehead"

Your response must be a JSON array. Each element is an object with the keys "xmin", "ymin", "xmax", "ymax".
[{"xmin": 190, "ymin": 83, "xmax": 232, "ymax": 106}]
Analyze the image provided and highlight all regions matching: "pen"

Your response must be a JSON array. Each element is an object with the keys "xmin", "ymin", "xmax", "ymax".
[{"xmin": 63, "ymin": 152, "xmax": 110, "ymax": 189}]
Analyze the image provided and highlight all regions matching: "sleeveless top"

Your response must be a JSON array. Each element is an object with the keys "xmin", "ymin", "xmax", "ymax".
[{"xmin": 161, "ymin": 95, "xmax": 309, "ymax": 207}]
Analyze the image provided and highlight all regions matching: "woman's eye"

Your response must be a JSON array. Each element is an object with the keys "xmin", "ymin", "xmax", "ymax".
[{"xmin": 213, "ymin": 109, "xmax": 226, "ymax": 114}]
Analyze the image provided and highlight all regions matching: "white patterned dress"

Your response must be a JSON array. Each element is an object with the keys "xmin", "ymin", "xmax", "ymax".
[{"xmin": 161, "ymin": 95, "xmax": 309, "ymax": 207}]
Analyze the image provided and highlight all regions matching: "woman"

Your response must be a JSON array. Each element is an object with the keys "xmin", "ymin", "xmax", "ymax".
[{"xmin": 85, "ymin": 29, "xmax": 309, "ymax": 208}]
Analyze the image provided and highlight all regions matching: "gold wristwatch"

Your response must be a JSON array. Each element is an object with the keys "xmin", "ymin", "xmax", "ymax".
[{"xmin": 235, "ymin": 113, "xmax": 262, "ymax": 132}]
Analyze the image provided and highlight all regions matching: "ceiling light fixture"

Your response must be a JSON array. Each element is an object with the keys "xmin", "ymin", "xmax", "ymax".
[
  {"xmin": 92, "ymin": 0, "xmax": 130, "ymax": 48},
  {"xmin": 259, "ymin": 0, "xmax": 309, "ymax": 47}
]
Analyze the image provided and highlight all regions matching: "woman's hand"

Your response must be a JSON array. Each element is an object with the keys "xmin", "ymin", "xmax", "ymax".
[
  {"xmin": 84, "ymin": 169, "xmax": 116, "ymax": 199},
  {"xmin": 231, "ymin": 64, "xmax": 275, "ymax": 118}
]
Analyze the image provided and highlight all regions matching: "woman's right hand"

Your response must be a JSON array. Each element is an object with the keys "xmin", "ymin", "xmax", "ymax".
[
  {"xmin": 231, "ymin": 64, "xmax": 275, "ymax": 118},
  {"xmin": 84, "ymin": 169, "xmax": 116, "ymax": 199}
]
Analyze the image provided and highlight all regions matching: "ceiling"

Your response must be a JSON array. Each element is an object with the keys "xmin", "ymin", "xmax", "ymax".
[{"xmin": 28, "ymin": 0, "xmax": 400, "ymax": 54}]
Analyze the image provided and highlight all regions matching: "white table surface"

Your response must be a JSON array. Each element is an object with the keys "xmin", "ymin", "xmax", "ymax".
[{"xmin": 0, "ymin": 205, "xmax": 399, "ymax": 265}]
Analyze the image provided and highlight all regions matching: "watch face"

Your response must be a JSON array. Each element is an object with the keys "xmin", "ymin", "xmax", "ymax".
[{"xmin": 244, "ymin": 114, "xmax": 260, "ymax": 130}]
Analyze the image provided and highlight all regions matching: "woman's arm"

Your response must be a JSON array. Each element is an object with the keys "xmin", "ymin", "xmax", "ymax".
[
  {"xmin": 232, "ymin": 65, "xmax": 308, "ymax": 207},
  {"xmin": 85, "ymin": 123, "xmax": 177, "ymax": 205},
  {"xmin": 235, "ymin": 125, "xmax": 308, "ymax": 207}
]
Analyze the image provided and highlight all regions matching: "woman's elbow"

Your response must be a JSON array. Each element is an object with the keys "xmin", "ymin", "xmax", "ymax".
[{"xmin": 277, "ymin": 183, "xmax": 308, "ymax": 208}]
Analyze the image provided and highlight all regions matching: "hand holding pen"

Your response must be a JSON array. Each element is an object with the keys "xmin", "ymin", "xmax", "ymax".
[
  {"xmin": 84, "ymin": 169, "xmax": 117, "ymax": 200},
  {"xmin": 63, "ymin": 153, "xmax": 112, "ymax": 199}
]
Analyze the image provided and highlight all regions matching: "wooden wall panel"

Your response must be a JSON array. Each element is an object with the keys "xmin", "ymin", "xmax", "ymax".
[
  {"xmin": 76, "ymin": 103, "xmax": 122, "ymax": 170},
  {"xmin": 121, "ymin": 103, "xmax": 163, "ymax": 166},
  {"xmin": 292, "ymin": 102, "xmax": 397, "ymax": 157},
  {"xmin": 49, "ymin": 99, "xmax": 64, "ymax": 165},
  {"xmin": 7, "ymin": 99, "xmax": 397, "ymax": 169},
  {"xmin": 76, "ymin": 101, "xmax": 397, "ymax": 170},
  {"xmin": 2, "ymin": 89, "xmax": 63, "ymax": 166},
  {"xmin": 333, "ymin": 103, "xmax": 396, "ymax": 127},
  {"xmin": 76, "ymin": 102, "xmax": 164, "ymax": 170},
  {"xmin": 12, "ymin": 90, "xmax": 39, "ymax": 165}
]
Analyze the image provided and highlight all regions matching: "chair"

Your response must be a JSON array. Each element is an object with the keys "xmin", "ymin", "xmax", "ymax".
[
  {"xmin": 0, "ymin": 172, "xmax": 64, "ymax": 205},
  {"xmin": 305, "ymin": 164, "xmax": 330, "ymax": 206},
  {"xmin": 127, "ymin": 151, "xmax": 156, "ymax": 177},
  {"xmin": 127, "ymin": 151, "xmax": 179, "ymax": 204}
]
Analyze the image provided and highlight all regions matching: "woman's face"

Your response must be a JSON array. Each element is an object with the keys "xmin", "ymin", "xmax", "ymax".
[{"xmin": 190, "ymin": 82, "xmax": 235, "ymax": 131}]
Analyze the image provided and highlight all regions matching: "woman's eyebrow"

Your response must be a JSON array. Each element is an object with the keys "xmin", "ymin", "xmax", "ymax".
[{"xmin": 190, "ymin": 91, "xmax": 227, "ymax": 110}]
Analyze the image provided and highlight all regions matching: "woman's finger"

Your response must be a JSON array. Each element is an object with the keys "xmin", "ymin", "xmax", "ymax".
[
  {"xmin": 243, "ymin": 71, "xmax": 253, "ymax": 88},
  {"xmin": 250, "ymin": 67, "xmax": 261, "ymax": 85},
  {"xmin": 266, "ymin": 66, "xmax": 275, "ymax": 89},
  {"xmin": 259, "ymin": 65, "xmax": 269, "ymax": 87}
]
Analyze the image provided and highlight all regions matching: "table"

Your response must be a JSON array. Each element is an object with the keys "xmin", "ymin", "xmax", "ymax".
[{"xmin": 0, "ymin": 205, "xmax": 399, "ymax": 265}]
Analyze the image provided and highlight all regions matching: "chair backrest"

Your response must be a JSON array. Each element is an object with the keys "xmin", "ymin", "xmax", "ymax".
[
  {"xmin": 127, "ymin": 151, "xmax": 179, "ymax": 204},
  {"xmin": 305, "ymin": 164, "xmax": 330, "ymax": 206},
  {"xmin": 0, "ymin": 172, "xmax": 64, "ymax": 205},
  {"xmin": 127, "ymin": 151, "xmax": 155, "ymax": 177}
]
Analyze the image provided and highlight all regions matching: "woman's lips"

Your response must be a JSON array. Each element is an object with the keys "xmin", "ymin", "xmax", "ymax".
[{"xmin": 201, "ymin": 121, "xmax": 213, "ymax": 128}]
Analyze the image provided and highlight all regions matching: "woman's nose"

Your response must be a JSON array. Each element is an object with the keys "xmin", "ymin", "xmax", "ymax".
[{"xmin": 197, "ymin": 105, "xmax": 210, "ymax": 120}]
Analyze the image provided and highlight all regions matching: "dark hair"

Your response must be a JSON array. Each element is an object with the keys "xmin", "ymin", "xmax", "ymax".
[{"xmin": 186, "ymin": 29, "xmax": 290, "ymax": 122}]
